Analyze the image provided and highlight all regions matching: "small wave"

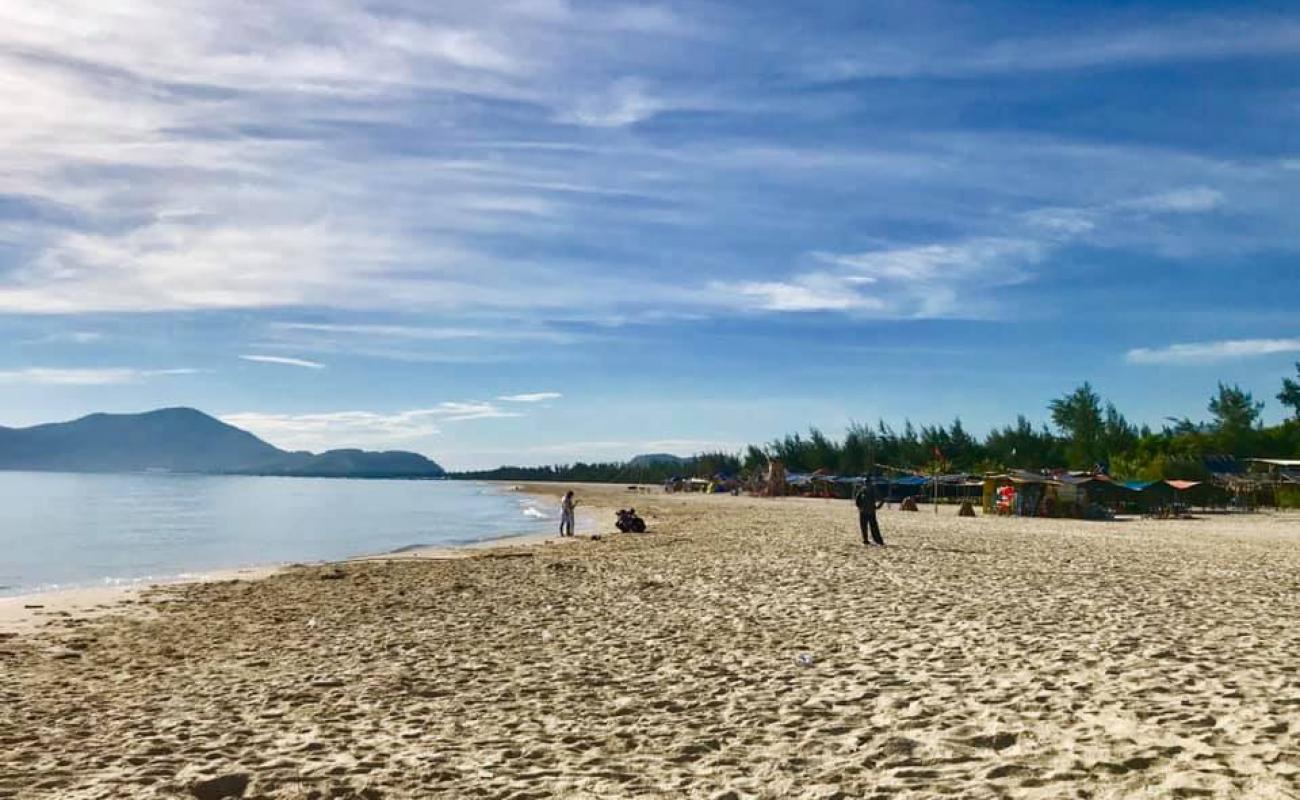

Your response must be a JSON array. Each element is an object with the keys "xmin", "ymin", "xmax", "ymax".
[{"xmin": 522, "ymin": 507, "xmax": 547, "ymax": 519}]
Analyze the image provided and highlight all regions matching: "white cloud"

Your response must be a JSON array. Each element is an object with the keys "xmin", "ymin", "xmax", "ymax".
[
  {"xmin": 0, "ymin": 367, "xmax": 196, "ymax": 385},
  {"xmin": 0, "ymin": 2, "xmax": 1294, "ymax": 332},
  {"xmin": 562, "ymin": 78, "xmax": 667, "ymax": 127},
  {"xmin": 25, "ymin": 331, "xmax": 106, "ymax": 345},
  {"xmin": 1124, "ymin": 187, "xmax": 1224, "ymax": 214},
  {"xmin": 818, "ymin": 238, "xmax": 1045, "ymax": 283},
  {"xmin": 716, "ymin": 237, "xmax": 1043, "ymax": 317},
  {"xmin": 239, "ymin": 354, "xmax": 326, "ymax": 369},
  {"xmin": 221, "ymin": 401, "xmax": 522, "ymax": 451},
  {"xmin": 435, "ymin": 401, "xmax": 524, "ymax": 421},
  {"xmin": 1022, "ymin": 207, "xmax": 1098, "ymax": 235},
  {"xmin": 717, "ymin": 276, "xmax": 882, "ymax": 313},
  {"xmin": 0, "ymin": 0, "xmax": 702, "ymax": 316},
  {"xmin": 1126, "ymin": 338, "xmax": 1300, "ymax": 364},
  {"xmin": 499, "ymin": 392, "xmax": 562, "ymax": 403},
  {"xmin": 221, "ymin": 410, "xmax": 444, "ymax": 452}
]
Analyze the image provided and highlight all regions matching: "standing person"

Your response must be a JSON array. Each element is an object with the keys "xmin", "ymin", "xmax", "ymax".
[
  {"xmin": 559, "ymin": 490, "xmax": 577, "ymax": 537},
  {"xmin": 854, "ymin": 478, "xmax": 886, "ymax": 546}
]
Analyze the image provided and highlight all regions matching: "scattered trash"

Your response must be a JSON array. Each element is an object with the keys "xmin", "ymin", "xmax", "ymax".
[
  {"xmin": 306, "ymin": 617, "xmax": 318, "ymax": 629},
  {"xmin": 795, "ymin": 652, "xmax": 815, "ymax": 668},
  {"xmin": 541, "ymin": 630, "xmax": 552, "ymax": 643}
]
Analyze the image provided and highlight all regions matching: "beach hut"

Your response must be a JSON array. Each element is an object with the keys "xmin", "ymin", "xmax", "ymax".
[
  {"xmin": 1129, "ymin": 479, "xmax": 1228, "ymax": 516},
  {"xmin": 1245, "ymin": 458, "xmax": 1300, "ymax": 508},
  {"xmin": 981, "ymin": 471, "xmax": 1059, "ymax": 516},
  {"xmin": 1057, "ymin": 474, "xmax": 1134, "ymax": 515}
]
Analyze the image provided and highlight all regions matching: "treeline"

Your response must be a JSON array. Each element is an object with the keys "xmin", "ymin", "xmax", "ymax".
[
  {"xmin": 453, "ymin": 452, "xmax": 742, "ymax": 485},
  {"xmin": 454, "ymin": 365, "xmax": 1300, "ymax": 483}
]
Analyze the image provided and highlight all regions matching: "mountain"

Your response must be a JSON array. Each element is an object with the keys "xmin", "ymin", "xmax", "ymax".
[
  {"xmin": 0, "ymin": 408, "xmax": 444, "ymax": 479},
  {"xmin": 249, "ymin": 449, "xmax": 446, "ymax": 479},
  {"xmin": 627, "ymin": 453, "xmax": 687, "ymax": 468}
]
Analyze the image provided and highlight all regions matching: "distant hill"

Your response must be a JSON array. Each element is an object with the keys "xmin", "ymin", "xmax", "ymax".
[
  {"xmin": 626, "ymin": 453, "xmax": 687, "ymax": 468},
  {"xmin": 0, "ymin": 408, "xmax": 445, "ymax": 479}
]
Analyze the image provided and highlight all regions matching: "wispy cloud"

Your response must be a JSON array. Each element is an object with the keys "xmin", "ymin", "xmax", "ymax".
[
  {"xmin": 560, "ymin": 78, "xmax": 670, "ymax": 127},
  {"xmin": 714, "ymin": 237, "xmax": 1043, "ymax": 317},
  {"xmin": 809, "ymin": 16, "xmax": 1300, "ymax": 80},
  {"xmin": 1123, "ymin": 187, "xmax": 1224, "ymax": 214},
  {"xmin": 0, "ymin": 367, "xmax": 196, "ymax": 385},
  {"xmin": 0, "ymin": 1, "xmax": 1295, "ymax": 334},
  {"xmin": 499, "ymin": 392, "xmax": 562, "ymax": 403},
  {"xmin": 1126, "ymin": 338, "xmax": 1300, "ymax": 364},
  {"xmin": 239, "ymin": 354, "xmax": 326, "ymax": 369},
  {"xmin": 269, "ymin": 322, "xmax": 577, "ymax": 343},
  {"xmin": 222, "ymin": 400, "xmax": 522, "ymax": 451}
]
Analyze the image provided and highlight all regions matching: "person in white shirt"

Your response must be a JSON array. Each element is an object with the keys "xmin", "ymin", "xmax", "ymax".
[{"xmin": 559, "ymin": 490, "xmax": 577, "ymax": 537}]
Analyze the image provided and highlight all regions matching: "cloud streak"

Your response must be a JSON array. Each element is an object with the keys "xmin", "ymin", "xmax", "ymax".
[
  {"xmin": 0, "ymin": 367, "xmax": 196, "ymax": 385},
  {"xmin": 499, "ymin": 392, "xmax": 562, "ymax": 403},
  {"xmin": 222, "ymin": 400, "xmax": 523, "ymax": 451},
  {"xmin": 239, "ymin": 354, "xmax": 326, "ymax": 369},
  {"xmin": 714, "ymin": 237, "xmax": 1044, "ymax": 317},
  {"xmin": 1126, "ymin": 338, "xmax": 1300, "ymax": 364}
]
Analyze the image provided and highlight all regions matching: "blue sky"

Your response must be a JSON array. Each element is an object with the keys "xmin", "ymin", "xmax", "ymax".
[{"xmin": 1, "ymin": 0, "xmax": 1298, "ymax": 468}]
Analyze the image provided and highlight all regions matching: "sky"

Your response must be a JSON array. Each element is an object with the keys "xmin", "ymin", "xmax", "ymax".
[{"xmin": 1, "ymin": 0, "xmax": 1298, "ymax": 469}]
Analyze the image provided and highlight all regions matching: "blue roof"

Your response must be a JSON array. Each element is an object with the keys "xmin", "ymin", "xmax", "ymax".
[{"xmin": 891, "ymin": 475, "xmax": 930, "ymax": 486}]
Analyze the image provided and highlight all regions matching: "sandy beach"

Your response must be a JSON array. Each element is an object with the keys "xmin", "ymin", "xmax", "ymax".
[{"xmin": 2, "ymin": 485, "xmax": 1297, "ymax": 799}]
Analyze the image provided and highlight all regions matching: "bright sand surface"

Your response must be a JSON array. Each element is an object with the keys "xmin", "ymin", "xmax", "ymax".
[{"xmin": 1, "ymin": 485, "xmax": 1297, "ymax": 799}]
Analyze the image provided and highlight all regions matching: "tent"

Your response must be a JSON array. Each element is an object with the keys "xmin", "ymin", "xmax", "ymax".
[
  {"xmin": 1057, "ymin": 474, "xmax": 1135, "ymax": 510},
  {"xmin": 1125, "ymin": 479, "xmax": 1228, "ymax": 513}
]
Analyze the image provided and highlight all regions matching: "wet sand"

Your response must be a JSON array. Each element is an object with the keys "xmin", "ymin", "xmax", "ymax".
[{"xmin": 1, "ymin": 485, "xmax": 1297, "ymax": 798}]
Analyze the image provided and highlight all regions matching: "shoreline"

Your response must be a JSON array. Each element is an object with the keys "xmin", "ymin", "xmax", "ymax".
[{"xmin": 0, "ymin": 481, "xmax": 619, "ymax": 635}]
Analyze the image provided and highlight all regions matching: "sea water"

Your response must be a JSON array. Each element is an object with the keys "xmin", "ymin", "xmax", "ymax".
[{"xmin": 0, "ymin": 472, "xmax": 554, "ymax": 596}]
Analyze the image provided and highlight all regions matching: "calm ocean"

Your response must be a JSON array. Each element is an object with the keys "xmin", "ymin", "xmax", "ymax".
[{"xmin": 0, "ymin": 472, "xmax": 555, "ymax": 596}]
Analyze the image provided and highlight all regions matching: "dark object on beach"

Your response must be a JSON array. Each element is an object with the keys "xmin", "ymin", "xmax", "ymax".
[
  {"xmin": 899, "ymin": 496, "xmax": 919, "ymax": 512},
  {"xmin": 958, "ymin": 501, "xmax": 977, "ymax": 517},
  {"xmin": 615, "ymin": 508, "xmax": 647, "ymax": 533},
  {"xmin": 23, "ymin": 604, "xmax": 44, "ymax": 609},
  {"xmin": 319, "ymin": 568, "xmax": 346, "ymax": 580},
  {"xmin": 854, "ymin": 481, "xmax": 886, "ymax": 546},
  {"xmin": 190, "ymin": 772, "xmax": 250, "ymax": 800}
]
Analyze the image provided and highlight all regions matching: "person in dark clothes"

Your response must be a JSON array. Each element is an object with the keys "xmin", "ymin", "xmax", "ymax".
[{"xmin": 854, "ymin": 478, "xmax": 886, "ymax": 546}]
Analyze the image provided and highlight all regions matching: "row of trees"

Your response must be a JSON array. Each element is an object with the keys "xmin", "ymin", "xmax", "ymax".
[
  {"xmin": 453, "ymin": 452, "xmax": 742, "ymax": 485},
  {"xmin": 749, "ymin": 371, "xmax": 1300, "ymax": 481},
  {"xmin": 454, "ymin": 364, "xmax": 1300, "ymax": 483}
]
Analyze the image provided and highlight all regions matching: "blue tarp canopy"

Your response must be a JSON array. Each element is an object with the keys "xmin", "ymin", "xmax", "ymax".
[
  {"xmin": 890, "ymin": 475, "xmax": 931, "ymax": 487},
  {"xmin": 1124, "ymin": 480, "xmax": 1156, "ymax": 491}
]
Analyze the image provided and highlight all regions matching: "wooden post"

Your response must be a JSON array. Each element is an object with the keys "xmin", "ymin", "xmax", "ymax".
[{"xmin": 933, "ymin": 466, "xmax": 939, "ymax": 514}]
